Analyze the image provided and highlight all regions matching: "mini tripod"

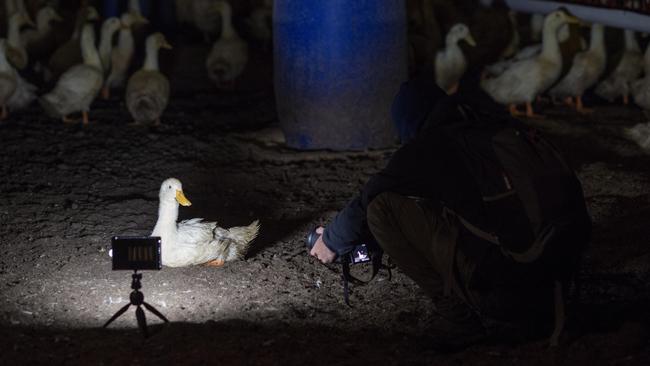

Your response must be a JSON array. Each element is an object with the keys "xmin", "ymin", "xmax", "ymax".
[{"xmin": 103, "ymin": 271, "xmax": 168, "ymax": 337}]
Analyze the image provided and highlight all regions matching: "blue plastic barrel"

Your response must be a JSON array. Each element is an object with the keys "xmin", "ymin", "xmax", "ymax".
[
  {"xmin": 274, "ymin": 1, "xmax": 407, "ymax": 150},
  {"xmin": 102, "ymin": 0, "xmax": 121, "ymax": 18}
]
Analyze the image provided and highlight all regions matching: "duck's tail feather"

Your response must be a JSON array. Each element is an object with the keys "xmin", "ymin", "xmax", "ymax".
[
  {"xmin": 8, "ymin": 72, "xmax": 37, "ymax": 110},
  {"xmin": 213, "ymin": 219, "xmax": 260, "ymax": 261}
]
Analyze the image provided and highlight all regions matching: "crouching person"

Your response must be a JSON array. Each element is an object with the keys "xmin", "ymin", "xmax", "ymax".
[{"xmin": 309, "ymin": 71, "xmax": 592, "ymax": 350}]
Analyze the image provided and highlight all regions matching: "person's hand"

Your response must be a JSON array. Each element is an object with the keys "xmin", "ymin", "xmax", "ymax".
[{"xmin": 309, "ymin": 226, "xmax": 336, "ymax": 264}]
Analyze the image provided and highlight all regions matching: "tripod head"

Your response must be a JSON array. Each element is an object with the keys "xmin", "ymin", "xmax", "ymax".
[{"xmin": 131, "ymin": 271, "xmax": 142, "ymax": 291}]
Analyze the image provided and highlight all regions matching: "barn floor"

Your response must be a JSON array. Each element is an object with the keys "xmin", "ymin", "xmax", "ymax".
[{"xmin": 1, "ymin": 43, "xmax": 650, "ymax": 364}]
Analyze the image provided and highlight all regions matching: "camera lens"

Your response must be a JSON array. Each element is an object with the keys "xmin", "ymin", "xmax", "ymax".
[{"xmin": 306, "ymin": 227, "xmax": 318, "ymax": 250}]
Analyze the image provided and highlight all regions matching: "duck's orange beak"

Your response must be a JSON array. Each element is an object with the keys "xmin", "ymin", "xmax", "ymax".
[{"xmin": 176, "ymin": 190, "xmax": 192, "ymax": 206}]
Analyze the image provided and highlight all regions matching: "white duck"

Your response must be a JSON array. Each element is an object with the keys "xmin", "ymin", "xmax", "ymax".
[
  {"xmin": 481, "ymin": 10, "xmax": 579, "ymax": 117},
  {"xmin": 6, "ymin": 11, "xmax": 33, "ymax": 70},
  {"xmin": 39, "ymin": 23, "xmax": 103, "ymax": 125},
  {"xmin": 103, "ymin": 12, "xmax": 149, "ymax": 100},
  {"xmin": 21, "ymin": 6, "xmax": 63, "ymax": 65},
  {"xmin": 125, "ymin": 32, "xmax": 172, "ymax": 125},
  {"xmin": 631, "ymin": 43, "xmax": 650, "ymax": 112},
  {"xmin": 499, "ymin": 10, "xmax": 520, "ymax": 60},
  {"xmin": 0, "ymin": 40, "xmax": 17, "ymax": 120},
  {"xmin": 97, "ymin": 17, "xmax": 122, "ymax": 81},
  {"xmin": 485, "ymin": 21, "xmax": 574, "ymax": 77},
  {"xmin": 152, "ymin": 178, "xmax": 260, "ymax": 268},
  {"xmin": 244, "ymin": 0, "xmax": 273, "ymax": 49},
  {"xmin": 595, "ymin": 29, "xmax": 643, "ymax": 104},
  {"xmin": 548, "ymin": 23, "xmax": 606, "ymax": 113},
  {"xmin": 190, "ymin": 0, "xmax": 223, "ymax": 42},
  {"xmin": 46, "ymin": 6, "xmax": 100, "ymax": 82},
  {"xmin": 434, "ymin": 23, "xmax": 476, "ymax": 94},
  {"xmin": 530, "ymin": 13, "xmax": 544, "ymax": 42},
  {"xmin": 205, "ymin": 0, "xmax": 248, "ymax": 89}
]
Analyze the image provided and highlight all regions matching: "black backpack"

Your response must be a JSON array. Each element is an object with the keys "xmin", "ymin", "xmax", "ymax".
[
  {"xmin": 440, "ymin": 104, "xmax": 591, "ymax": 345},
  {"xmin": 439, "ymin": 106, "xmax": 589, "ymax": 261}
]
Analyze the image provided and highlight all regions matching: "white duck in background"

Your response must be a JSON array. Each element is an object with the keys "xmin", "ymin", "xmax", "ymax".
[
  {"xmin": 595, "ymin": 29, "xmax": 643, "ymax": 104},
  {"xmin": 103, "ymin": 12, "xmax": 149, "ymax": 100},
  {"xmin": 548, "ymin": 23, "xmax": 606, "ymax": 113},
  {"xmin": 21, "ymin": 6, "xmax": 63, "ymax": 64},
  {"xmin": 631, "ymin": 43, "xmax": 650, "ymax": 112},
  {"xmin": 206, "ymin": 0, "xmax": 248, "ymax": 89},
  {"xmin": 499, "ymin": 10, "xmax": 520, "ymax": 60},
  {"xmin": 97, "ymin": 17, "xmax": 122, "ymax": 91},
  {"xmin": 244, "ymin": 0, "xmax": 273, "ymax": 49},
  {"xmin": 485, "ymin": 21, "xmax": 573, "ymax": 77},
  {"xmin": 125, "ymin": 33, "xmax": 172, "ymax": 125},
  {"xmin": 6, "ymin": 11, "xmax": 33, "ymax": 70},
  {"xmin": 434, "ymin": 23, "xmax": 476, "ymax": 94},
  {"xmin": 46, "ymin": 6, "xmax": 100, "ymax": 82},
  {"xmin": 191, "ymin": 0, "xmax": 223, "ymax": 42},
  {"xmin": 530, "ymin": 13, "xmax": 544, "ymax": 42},
  {"xmin": 0, "ymin": 40, "xmax": 17, "ymax": 120},
  {"xmin": 39, "ymin": 23, "xmax": 103, "ymax": 125},
  {"xmin": 481, "ymin": 10, "xmax": 579, "ymax": 118},
  {"xmin": 152, "ymin": 178, "xmax": 260, "ymax": 268}
]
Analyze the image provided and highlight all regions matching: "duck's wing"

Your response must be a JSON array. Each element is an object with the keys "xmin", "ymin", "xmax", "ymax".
[{"xmin": 177, "ymin": 218, "xmax": 216, "ymax": 248}]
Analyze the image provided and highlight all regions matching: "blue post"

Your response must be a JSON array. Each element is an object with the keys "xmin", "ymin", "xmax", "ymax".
[{"xmin": 274, "ymin": 0, "xmax": 407, "ymax": 151}]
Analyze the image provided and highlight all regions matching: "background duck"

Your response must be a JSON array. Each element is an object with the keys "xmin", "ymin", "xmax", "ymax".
[
  {"xmin": 595, "ymin": 29, "xmax": 643, "ymax": 104},
  {"xmin": 499, "ymin": 10, "xmax": 520, "ymax": 60},
  {"xmin": 631, "ymin": 42, "xmax": 650, "ymax": 112},
  {"xmin": 104, "ymin": 12, "xmax": 149, "ymax": 100},
  {"xmin": 39, "ymin": 23, "xmax": 103, "ymax": 125},
  {"xmin": 480, "ymin": 10, "xmax": 579, "ymax": 118},
  {"xmin": 46, "ymin": 5, "xmax": 98, "ymax": 82},
  {"xmin": 244, "ymin": 0, "xmax": 273, "ymax": 50},
  {"xmin": 152, "ymin": 178, "xmax": 260, "ymax": 268},
  {"xmin": 548, "ymin": 23, "xmax": 606, "ymax": 113},
  {"xmin": 434, "ymin": 22, "xmax": 476, "ymax": 94},
  {"xmin": 6, "ymin": 11, "xmax": 33, "ymax": 70},
  {"xmin": 97, "ymin": 16, "xmax": 122, "ymax": 97},
  {"xmin": 205, "ymin": 0, "xmax": 248, "ymax": 89},
  {"xmin": 485, "ymin": 20, "xmax": 576, "ymax": 77},
  {"xmin": 0, "ymin": 39, "xmax": 17, "ymax": 120},
  {"xmin": 125, "ymin": 32, "xmax": 171, "ymax": 126},
  {"xmin": 21, "ymin": 5, "xmax": 63, "ymax": 69},
  {"xmin": 190, "ymin": 0, "xmax": 223, "ymax": 42}
]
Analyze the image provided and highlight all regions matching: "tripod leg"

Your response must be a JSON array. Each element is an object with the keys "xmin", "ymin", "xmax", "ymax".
[
  {"xmin": 136, "ymin": 305, "xmax": 148, "ymax": 338},
  {"xmin": 103, "ymin": 304, "xmax": 131, "ymax": 328},
  {"xmin": 142, "ymin": 301, "xmax": 170, "ymax": 323}
]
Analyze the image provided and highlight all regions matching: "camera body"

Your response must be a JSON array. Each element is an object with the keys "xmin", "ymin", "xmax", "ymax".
[{"xmin": 306, "ymin": 227, "xmax": 372, "ymax": 264}]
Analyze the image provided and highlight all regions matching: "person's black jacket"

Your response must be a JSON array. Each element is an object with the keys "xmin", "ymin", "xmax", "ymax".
[
  {"xmin": 322, "ymin": 82, "xmax": 591, "ymax": 260},
  {"xmin": 323, "ymin": 88, "xmax": 507, "ymax": 256}
]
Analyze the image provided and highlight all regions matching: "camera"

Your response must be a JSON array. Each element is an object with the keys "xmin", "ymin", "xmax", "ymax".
[
  {"xmin": 110, "ymin": 236, "xmax": 162, "ymax": 270},
  {"xmin": 305, "ymin": 227, "xmax": 372, "ymax": 264}
]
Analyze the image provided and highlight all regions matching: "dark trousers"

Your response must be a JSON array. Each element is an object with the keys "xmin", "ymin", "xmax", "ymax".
[
  {"xmin": 367, "ymin": 191, "xmax": 555, "ymax": 322},
  {"xmin": 366, "ymin": 192, "xmax": 471, "ymax": 300}
]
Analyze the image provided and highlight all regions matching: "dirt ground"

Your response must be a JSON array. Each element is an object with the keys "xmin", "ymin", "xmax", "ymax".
[{"xmin": 1, "ymin": 39, "xmax": 650, "ymax": 365}]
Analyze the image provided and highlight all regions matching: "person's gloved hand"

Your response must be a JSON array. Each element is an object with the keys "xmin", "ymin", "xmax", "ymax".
[{"xmin": 309, "ymin": 226, "xmax": 336, "ymax": 264}]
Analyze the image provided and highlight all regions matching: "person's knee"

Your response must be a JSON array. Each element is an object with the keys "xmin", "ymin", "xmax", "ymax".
[{"xmin": 367, "ymin": 192, "xmax": 398, "ymax": 234}]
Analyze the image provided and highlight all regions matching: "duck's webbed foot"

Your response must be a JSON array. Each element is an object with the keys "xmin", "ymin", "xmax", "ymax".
[{"xmin": 204, "ymin": 259, "xmax": 225, "ymax": 267}]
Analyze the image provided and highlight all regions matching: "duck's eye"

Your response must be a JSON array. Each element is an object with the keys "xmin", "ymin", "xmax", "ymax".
[{"xmin": 168, "ymin": 185, "xmax": 172, "ymax": 189}]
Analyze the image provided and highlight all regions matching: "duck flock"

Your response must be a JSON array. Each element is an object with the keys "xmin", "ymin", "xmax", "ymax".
[
  {"xmin": 0, "ymin": 1, "xmax": 649, "ymax": 132},
  {"xmin": 422, "ymin": 6, "xmax": 649, "ymax": 120},
  {"xmin": 0, "ymin": 0, "xmax": 270, "ymax": 125}
]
